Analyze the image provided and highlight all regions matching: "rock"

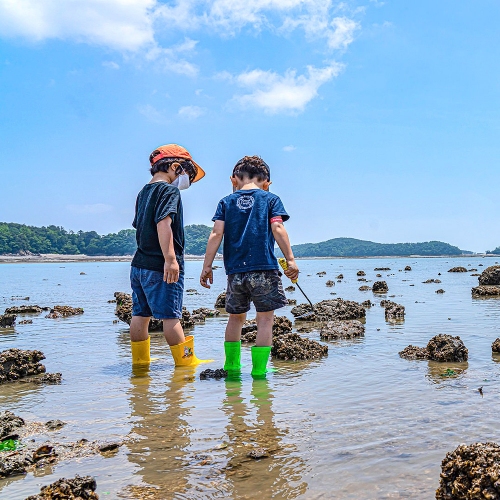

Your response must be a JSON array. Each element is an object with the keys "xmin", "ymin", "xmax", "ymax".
[
  {"xmin": 376, "ymin": 273, "xmax": 382, "ymax": 277},
  {"xmin": 191, "ymin": 308, "xmax": 219, "ymax": 319},
  {"xmin": 319, "ymin": 320, "xmax": 365, "ymax": 340},
  {"xmin": 285, "ymin": 285, "xmax": 295, "ymax": 292},
  {"xmin": 372, "ymin": 281, "xmax": 389, "ymax": 293},
  {"xmin": 247, "ymin": 448, "xmax": 269, "ymax": 459},
  {"xmin": 359, "ymin": 285, "xmax": 371, "ymax": 291},
  {"xmin": 492, "ymin": 338, "xmax": 500, "ymax": 353},
  {"xmin": 4, "ymin": 305, "xmax": 43, "ymax": 315},
  {"xmin": 357, "ymin": 270, "xmax": 366, "ymax": 276},
  {"xmin": 20, "ymin": 373, "xmax": 62, "ymax": 385},
  {"xmin": 272, "ymin": 333, "xmax": 328, "ymax": 360},
  {"xmin": 374, "ymin": 267, "xmax": 390, "ymax": 271},
  {"xmin": 200, "ymin": 368, "xmax": 227, "ymax": 380},
  {"xmin": 0, "ymin": 314, "xmax": 16, "ymax": 328},
  {"xmin": 398, "ymin": 345, "xmax": 429, "ymax": 360},
  {"xmin": 436, "ymin": 442, "xmax": 500, "ymax": 500},
  {"xmin": 0, "ymin": 410, "xmax": 25, "ymax": 440},
  {"xmin": 0, "ymin": 454, "xmax": 29, "ymax": 479},
  {"xmin": 291, "ymin": 299, "xmax": 366, "ymax": 322},
  {"xmin": 241, "ymin": 316, "xmax": 292, "ymax": 343},
  {"xmin": 317, "ymin": 271, "xmax": 326, "ymax": 276},
  {"xmin": 399, "ymin": 334, "xmax": 468, "ymax": 362},
  {"xmin": 186, "ymin": 288, "xmax": 198, "ymax": 294},
  {"xmin": 214, "ymin": 291, "xmax": 226, "ymax": 309},
  {"xmin": 361, "ymin": 300, "xmax": 372, "ymax": 307},
  {"xmin": 0, "ymin": 349, "xmax": 46, "ymax": 384},
  {"xmin": 468, "ymin": 268, "xmax": 478, "ymax": 272},
  {"xmin": 478, "ymin": 265, "xmax": 500, "ymax": 286},
  {"xmin": 470, "ymin": 273, "xmax": 480, "ymax": 276},
  {"xmin": 287, "ymin": 299, "xmax": 297, "ymax": 305},
  {"xmin": 325, "ymin": 280, "xmax": 335, "ymax": 287},
  {"xmin": 404, "ymin": 266, "xmax": 412, "ymax": 271},
  {"xmin": 436, "ymin": 289, "xmax": 445, "ymax": 294},
  {"xmin": 46, "ymin": 306, "xmax": 84, "ymax": 319},
  {"xmin": 423, "ymin": 279, "xmax": 441, "ymax": 284},
  {"xmin": 24, "ymin": 475, "xmax": 99, "ymax": 500},
  {"xmin": 18, "ymin": 319, "xmax": 33, "ymax": 325},
  {"xmin": 80, "ymin": 272, "xmax": 86, "ymax": 275},
  {"xmin": 357, "ymin": 277, "xmax": 367, "ymax": 282},
  {"xmin": 181, "ymin": 308, "xmax": 194, "ymax": 329},
  {"xmin": 381, "ymin": 301, "xmax": 405, "ymax": 320},
  {"xmin": 98, "ymin": 442, "xmax": 120, "ymax": 453},
  {"xmin": 45, "ymin": 420, "xmax": 65, "ymax": 431},
  {"xmin": 336, "ymin": 274, "xmax": 343, "ymax": 279},
  {"xmin": 471, "ymin": 286, "xmax": 500, "ymax": 297},
  {"xmin": 448, "ymin": 267, "xmax": 468, "ymax": 273}
]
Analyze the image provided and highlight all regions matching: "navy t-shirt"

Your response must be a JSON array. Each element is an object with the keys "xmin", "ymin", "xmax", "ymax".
[
  {"xmin": 131, "ymin": 182, "xmax": 184, "ymax": 273},
  {"xmin": 212, "ymin": 189, "xmax": 289, "ymax": 275}
]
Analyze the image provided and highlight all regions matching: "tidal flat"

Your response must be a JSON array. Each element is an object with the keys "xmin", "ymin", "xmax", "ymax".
[{"xmin": 0, "ymin": 258, "xmax": 499, "ymax": 499}]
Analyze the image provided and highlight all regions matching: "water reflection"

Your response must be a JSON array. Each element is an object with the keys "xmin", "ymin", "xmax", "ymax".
[
  {"xmin": 492, "ymin": 353, "xmax": 500, "ymax": 364},
  {"xmin": 221, "ymin": 378, "xmax": 307, "ymax": 498},
  {"xmin": 425, "ymin": 360, "xmax": 469, "ymax": 384}
]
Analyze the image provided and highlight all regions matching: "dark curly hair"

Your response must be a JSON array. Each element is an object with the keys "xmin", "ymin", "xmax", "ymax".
[
  {"xmin": 232, "ymin": 156, "xmax": 270, "ymax": 182},
  {"xmin": 149, "ymin": 156, "xmax": 198, "ymax": 184}
]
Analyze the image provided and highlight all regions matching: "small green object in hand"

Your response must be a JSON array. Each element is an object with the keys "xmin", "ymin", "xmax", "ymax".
[{"xmin": 0, "ymin": 439, "xmax": 19, "ymax": 451}]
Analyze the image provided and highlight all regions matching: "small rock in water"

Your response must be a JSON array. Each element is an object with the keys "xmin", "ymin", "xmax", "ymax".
[
  {"xmin": 0, "ymin": 410, "xmax": 25, "ymax": 440},
  {"xmin": 45, "ymin": 420, "xmax": 66, "ymax": 431},
  {"xmin": 214, "ymin": 291, "xmax": 226, "ymax": 309},
  {"xmin": 20, "ymin": 373, "xmax": 62, "ymax": 385},
  {"xmin": 200, "ymin": 368, "xmax": 227, "ymax": 380},
  {"xmin": 45, "ymin": 306, "xmax": 84, "ymax": 319},
  {"xmin": 287, "ymin": 298, "xmax": 297, "ymax": 305},
  {"xmin": 356, "ymin": 270, "xmax": 366, "ymax": 276},
  {"xmin": 285, "ymin": 285, "xmax": 295, "ymax": 292},
  {"xmin": 423, "ymin": 279, "xmax": 441, "ymax": 284},
  {"xmin": 272, "ymin": 333, "xmax": 328, "ymax": 360},
  {"xmin": 435, "ymin": 289, "xmax": 445, "ymax": 294},
  {"xmin": 18, "ymin": 319, "xmax": 33, "ymax": 325},
  {"xmin": 492, "ymin": 338, "xmax": 500, "ymax": 353},
  {"xmin": 336, "ymin": 274, "xmax": 343, "ymax": 279},
  {"xmin": 24, "ymin": 475, "xmax": 99, "ymax": 500},
  {"xmin": 471, "ymin": 285, "xmax": 500, "ymax": 297},
  {"xmin": 247, "ymin": 448, "xmax": 269, "ymax": 459},
  {"xmin": 325, "ymin": 280, "xmax": 335, "ymax": 287},
  {"xmin": 404, "ymin": 266, "xmax": 412, "ymax": 271},
  {"xmin": 320, "ymin": 320, "xmax": 365, "ymax": 340},
  {"xmin": 359, "ymin": 285, "xmax": 371, "ymax": 291},
  {"xmin": 0, "ymin": 314, "xmax": 16, "ymax": 328},
  {"xmin": 448, "ymin": 266, "xmax": 467, "ymax": 273},
  {"xmin": 317, "ymin": 271, "xmax": 326, "ymax": 277},
  {"xmin": 399, "ymin": 334, "xmax": 468, "ymax": 362},
  {"xmin": 291, "ymin": 299, "xmax": 365, "ymax": 322},
  {"xmin": 361, "ymin": 300, "xmax": 372, "ymax": 307},
  {"xmin": 4, "ymin": 305, "xmax": 43, "ymax": 315},
  {"xmin": 372, "ymin": 281, "xmax": 389, "ymax": 293},
  {"xmin": 374, "ymin": 267, "xmax": 390, "ymax": 271},
  {"xmin": 0, "ymin": 348, "xmax": 46, "ymax": 384}
]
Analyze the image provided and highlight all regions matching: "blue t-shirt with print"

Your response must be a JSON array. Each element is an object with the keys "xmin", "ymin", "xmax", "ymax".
[{"xmin": 212, "ymin": 189, "xmax": 289, "ymax": 275}]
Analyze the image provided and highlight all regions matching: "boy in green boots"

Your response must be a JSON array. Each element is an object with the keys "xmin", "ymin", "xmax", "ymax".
[
  {"xmin": 130, "ymin": 144, "xmax": 211, "ymax": 369},
  {"xmin": 200, "ymin": 156, "xmax": 299, "ymax": 378}
]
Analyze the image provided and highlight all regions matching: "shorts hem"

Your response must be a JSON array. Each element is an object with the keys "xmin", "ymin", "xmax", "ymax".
[{"xmin": 254, "ymin": 301, "xmax": 287, "ymax": 313}]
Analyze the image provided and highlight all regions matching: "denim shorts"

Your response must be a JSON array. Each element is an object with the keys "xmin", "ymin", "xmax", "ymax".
[
  {"xmin": 226, "ymin": 270, "xmax": 287, "ymax": 314},
  {"xmin": 130, "ymin": 266, "xmax": 184, "ymax": 320}
]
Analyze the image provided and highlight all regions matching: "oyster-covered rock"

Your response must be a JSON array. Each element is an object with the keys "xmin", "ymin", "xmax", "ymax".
[
  {"xmin": 319, "ymin": 320, "xmax": 365, "ymax": 340},
  {"xmin": 271, "ymin": 333, "xmax": 328, "ymax": 360},
  {"xmin": 214, "ymin": 291, "xmax": 226, "ymax": 309},
  {"xmin": 471, "ymin": 286, "xmax": 500, "ymax": 297},
  {"xmin": 0, "ymin": 348, "xmax": 46, "ymax": 384},
  {"xmin": 25, "ymin": 475, "xmax": 99, "ymax": 500},
  {"xmin": 478, "ymin": 265, "xmax": 500, "ymax": 286},
  {"xmin": 399, "ymin": 334, "xmax": 468, "ymax": 362},
  {"xmin": 46, "ymin": 306, "xmax": 84, "ymax": 319},
  {"xmin": 291, "ymin": 299, "xmax": 365, "ymax": 322},
  {"xmin": 448, "ymin": 267, "xmax": 468, "ymax": 273},
  {"xmin": 241, "ymin": 316, "xmax": 292, "ymax": 343},
  {"xmin": 4, "ymin": 305, "xmax": 43, "ymax": 315},
  {"xmin": 492, "ymin": 338, "xmax": 500, "ymax": 353},
  {"xmin": 436, "ymin": 442, "xmax": 500, "ymax": 500},
  {"xmin": 372, "ymin": 281, "xmax": 389, "ymax": 293},
  {"xmin": 0, "ymin": 314, "xmax": 16, "ymax": 328}
]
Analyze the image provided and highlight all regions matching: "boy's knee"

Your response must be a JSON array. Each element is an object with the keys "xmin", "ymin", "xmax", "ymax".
[{"xmin": 229, "ymin": 313, "xmax": 246, "ymax": 324}]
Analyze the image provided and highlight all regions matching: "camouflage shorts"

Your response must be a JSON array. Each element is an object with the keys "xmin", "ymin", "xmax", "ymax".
[{"xmin": 226, "ymin": 270, "xmax": 287, "ymax": 314}]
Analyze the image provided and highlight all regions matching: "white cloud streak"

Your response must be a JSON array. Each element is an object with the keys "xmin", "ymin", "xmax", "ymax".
[
  {"xmin": 178, "ymin": 105, "xmax": 206, "ymax": 119},
  {"xmin": 233, "ymin": 63, "xmax": 343, "ymax": 113}
]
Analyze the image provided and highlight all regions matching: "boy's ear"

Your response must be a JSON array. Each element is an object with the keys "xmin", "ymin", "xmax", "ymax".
[
  {"xmin": 263, "ymin": 180, "xmax": 272, "ymax": 191},
  {"xmin": 230, "ymin": 176, "xmax": 238, "ymax": 188}
]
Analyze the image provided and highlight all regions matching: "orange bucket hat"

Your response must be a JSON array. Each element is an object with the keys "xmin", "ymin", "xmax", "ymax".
[{"xmin": 149, "ymin": 144, "xmax": 205, "ymax": 183}]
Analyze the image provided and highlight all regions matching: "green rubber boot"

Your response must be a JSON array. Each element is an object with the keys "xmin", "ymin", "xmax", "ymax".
[
  {"xmin": 224, "ymin": 341, "xmax": 242, "ymax": 372},
  {"xmin": 251, "ymin": 346, "xmax": 272, "ymax": 379}
]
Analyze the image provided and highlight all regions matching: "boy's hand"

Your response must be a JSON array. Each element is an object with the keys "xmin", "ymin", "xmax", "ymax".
[
  {"xmin": 200, "ymin": 265, "xmax": 214, "ymax": 288},
  {"xmin": 284, "ymin": 259, "xmax": 299, "ymax": 281},
  {"xmin": 164, "ymin": 257, "xmax": 180, "ymax": 284}
]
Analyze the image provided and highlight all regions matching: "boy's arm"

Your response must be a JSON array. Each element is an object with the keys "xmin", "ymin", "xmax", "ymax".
[
  {"xmin": 271, "ymin": 221, "xmax": 299, "ymax": 281},
  {"xmin": 200, "ymin": 220, "xmax": 225, "ymax": 289},
  {"xmin": 157, "ymin": 216, "xmax": 179, "ymax": 284}
]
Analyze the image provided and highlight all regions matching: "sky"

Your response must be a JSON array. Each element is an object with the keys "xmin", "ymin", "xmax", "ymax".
[{"xmin": 0, "ymin": 0, "xmax": 499, "ymax": 253}]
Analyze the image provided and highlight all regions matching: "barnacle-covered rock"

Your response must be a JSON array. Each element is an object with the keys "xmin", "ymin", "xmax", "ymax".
[
  {"xmin": 336, "ymin": 274, "xmax": 344, "ymax": 279},
  {"xmin": 471, "ymin": 285, "xmax": 500, "ymax": 297},
  {"xmin": 319, "ymin": 320, "xmax": 365, "ymax": 340},
  {"xmin": 356, "ymin": 270, "xmax": 366, "ymax": 276},
  {"xmin": 291, "ymin": 299, "xmax": 365, "ymax": 322},
  {"xmin": 436, "ymin": 289, "xmax": 445, "ymax": 294},
  {"xmin": 404, "ymin": 266, "xmax": 412, "ymax": 271},
  {"xmin": 436, "ymin": 442, "xmax": 500, "ymax": 500},
  {"xmin": 448, "ymin": 266, "xmax": 468, "ymax": 273},
  {"xmin": 214, "ymin": 291, "xmax": 226, "ymax": 309},
  {"xmin": 241, "ymin": 316, "xmax": 292, "ymax": 343},
  {"xmin": 359, "ymin": 285, "xmax": 371, "ymax": 291},
  {"xmin": 361, "ymin": 300, "xmax": 372, "ymax": 308},
  {"xmin": 374, "ymin": 267, "xmax": 390, "ymax": 271},
  {"xmin": 0, "ymin": 410, "xmax": 25, "ymax": 440},
  {"xmin": 4, "ymin": 305, "xmax": 43, "ymax": 315},
  {"xmin": 271, "ymin": 333, "xmax": 328, "ymax": 360},
  {"xmin": 398, "ymin": 345, "xmax": 429, "ymax": 360},
  {"xmin": 285, "ymin": 285, "xmax": 295, "ymax": 292},
  {"xmin": 380, "ymin": 300, "xmax": 405, "ymax": 320},
  {"xmin": 325, "ymin": 280, "xmax": 335, "ymax": 287},
  {"xmin": 372, "ymin": 281, "xmax": 389, "ymax": 293},
  {"xmin": 478, "ymin": 265, "xmax": 500, "ymax": 286},
  {"xmin": 0, "ymin": 314, "xmax": 16, "ymax": 328},
  {"xmin": 423, "ymin": 279, "xmax": 442, "ymax": 284},
  {"xmin": 492, "ymin": 338, "xmax": 500, "ymax": 353},
  {"xmin": 25, "ymin": 475, "xmax": 99, "ymax": 499},
  {"xmin": 46, "ymin": 306, "xmax": 84, "ymax": 319},
  {"xmin": 399, "ymin": 334, "xmax": 468, "ymax": 362},
  {"xmin": 0, "ymin": 349, "xmax": 46, "ymax": 384}
]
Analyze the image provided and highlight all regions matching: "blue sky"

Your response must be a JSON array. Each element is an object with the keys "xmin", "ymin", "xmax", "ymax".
[{"xmin": 0, "ymin": 0, "xmax": 499, "ymax": 252}]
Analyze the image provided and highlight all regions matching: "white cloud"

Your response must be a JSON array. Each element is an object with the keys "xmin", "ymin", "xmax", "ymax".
[
  {"xmin": 283, "ymin": 145, "xmax": 296, "ymax": 151},
  {"xmin": 0, "ymin": 0, "xmax": 156, "ymax": 51},
  {"xmin": 137, "ymin": 104, "xmax": 166, "ymax": 123},
  {"xmin": 66, "ymin": 203, "xmax": 113, "ymax": 215},
  {"xmin": 178, "ymin": 105, "xmax": 206, "ymax": 119},
  {"xmin": 102, "ymin": 61, "xmax": 120, "ymax": 70},
  {"xmin": 233, "ymin": 63, "xmax": 343, "ymax": 113}
]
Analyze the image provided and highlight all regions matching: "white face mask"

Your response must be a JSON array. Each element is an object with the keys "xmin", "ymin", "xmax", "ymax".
[{"xmin": 171, "ymin": 173, "xmax": 191, "ymax": 190}]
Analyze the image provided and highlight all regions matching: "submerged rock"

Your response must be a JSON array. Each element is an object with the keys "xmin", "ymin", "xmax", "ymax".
[
  {"xmin": 191, "ymin": 308, "xmax": 220, "ymax": 322},
  {"xmin": 0, "ymin": 348, "xmax": 46, "ymax": 384},
  {"xmin": 382, "ymin": 301, "xmax": 405, "ymax": 320},
  {"xmin": 0, "ymin": 314, "xmax": 16, "ymax": 328},
  {"xmin": 471, "ymin": 285, "xmax": 500, "ymax": 297},
  {"xmin": 241, "ymin": 316, "xmax": 292, "ymax": 343},
  {"xmin": 272, "ymin": 333, "xmax": 328, "ymax": 360},
  {"xmin": 287, "ymin": 299, "xmax": 297, "ymax": 305},
  {"xmin": 399, "ymin": 334, "xmax": 468, "ymax": 362},
  {"xmin": 18, "ymin": 319, "xmax": 33, "ymax": 325},
  {"xmin": 24, "ymin": 475, "xmax": 99, "ymax": 500},
  {"xmin": 361, "ymin": 300, "xmax": 372, "ymax": 308},
  {"xmin": 448, "ymin": 267, "xmax": 468, "ymax": 273},
  {"xmin": 374, "ymin": 267, "xmax": 390, "ymax": 271},
  {"xmin": 436, "ymin": 442, "xmax": 500, "ymax": 500},
  {"xmin": 45, "ymin": 420, "xmax": 66, "ymax": 431},
  {"xmin": 325, "ymin": 280, "xmax": 335, "ymax": 287},
  {"xmin": 200, "ymin": 368, "xmax": 227, "ymax": 380},
  {"xmin": 0, "ymin": 410, "xmax": 25, "ymax": 440},
  {"xmin": 336, "ymin": 274, "xmax": 344, "ymax": 279},
  {"xmin": 319, "ymin": 320, "xmax": 365, "ymax": 340},
  {"xmin": 214, "ymin": 291, "xmax": 226, "ymax": 309},
  {"xmin": 45, "ymin": 306, "xmax": 84, "ymax": 319},
  {"xmin": 4, "ymin": 305, "xmax": 43, "ymax": 315},
  {"xmin": 436, "ymin": 289, "xmax": 445, "ymax": 294},
  {"xmin": 317, "ymin": 271, "xmax": 326, "ymax": 276},
  {"xmin": 357, "ymin": 270, "xmax": 366, "ymax": 276},
  {"xmin": 404, "ymin": 266, "xmax": 412, "ymax": 271},
  {"xmin": 492, "ymin": 338, "xmax": 500, "ymax": 353},
  {"xmin": 291, "ymin": 299, "xmax": 366, "ymax": 322},
  {"xmin": 423, "ymin": 279, "xmax": 442, "ymax": 284},
  {"xmin": 478, "ymin": 265, "xmax": 500, "ymax": 285},
  {"xmin": 20, "ymin": 373, "xmax": 62, "ymax": 385},
  {"xmin": 359, "ymin": 285, "xmax": 371, "ymax": 291},
  {"xmin": 372, "ymin": 281, "xmax": 389, "ymax": 293},
  {"xmin": 285, "ymin": 285, "xmax": 295, "ymax": 292}
]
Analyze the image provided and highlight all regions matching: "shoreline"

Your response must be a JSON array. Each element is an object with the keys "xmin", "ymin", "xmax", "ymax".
[{"xmin": 0, "ymin": 254, "xmax": 497, "ymax": 264}]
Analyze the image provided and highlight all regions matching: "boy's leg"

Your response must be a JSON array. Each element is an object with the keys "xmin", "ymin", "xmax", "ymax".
[
  {"xmin": 255, "ymin": 310, "xmax": 274, "ymax": 346},
  {"xmin": 162, "ymin": 319, "xmax": 185, "ymax": 346},
  {"xmin": 225, "ymin": 313, "xmax": 246, "ymax": 342},
  {"xmin": 130, "ymin": 316, "xmax": 150, "ymax": 342}
]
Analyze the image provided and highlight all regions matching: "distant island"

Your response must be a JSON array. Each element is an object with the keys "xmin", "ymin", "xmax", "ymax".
[{"xmin": 0, "ymin": 222, "xmax": 493, "ymax": 257}]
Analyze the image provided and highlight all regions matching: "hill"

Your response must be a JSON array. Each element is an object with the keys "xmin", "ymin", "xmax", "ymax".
[
  {"xmin": 289, "ymin": 237, "xmax": 463, "ymax": 257},
  {"xmin": 487, "ymin": 246, "xmax": 500, "ymax": 255}
]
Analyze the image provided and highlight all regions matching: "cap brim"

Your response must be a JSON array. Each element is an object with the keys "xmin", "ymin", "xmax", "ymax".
[{"xmin": 192, "ymin": 161, "xmax": 205, "ymax": 183}]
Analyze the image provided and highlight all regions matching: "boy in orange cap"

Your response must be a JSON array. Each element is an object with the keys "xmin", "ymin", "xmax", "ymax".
[{"xmin": 129, "ymin": 144, "xmax": 211, "ymax": 369}]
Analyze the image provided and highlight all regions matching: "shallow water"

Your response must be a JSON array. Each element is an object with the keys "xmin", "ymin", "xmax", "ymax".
[{"xmin": 0, "ymin": 257, "xmax": 499, "ymax": 499}]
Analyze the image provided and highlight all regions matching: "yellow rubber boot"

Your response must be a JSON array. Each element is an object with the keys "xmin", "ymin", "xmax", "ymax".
[
  {"xmin": 169, "ymin": 335, "xmax": 213, "ymax": 367},
  {"xmin": 131, "ymin": 337, "xmax": 151, "ymax": 365}
]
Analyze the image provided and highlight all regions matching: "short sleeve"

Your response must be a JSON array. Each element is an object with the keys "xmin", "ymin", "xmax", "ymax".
[
  {"xmin": 269, "ymin": 195, "xmax": 289, "ymax": 222},
  {"xmin": 212, "ymin": 200, "xmax": 226, "ymax": 222},
  {"xmin": 155, "ymin": 187, "xmax": 180, "ymax": 224}
]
